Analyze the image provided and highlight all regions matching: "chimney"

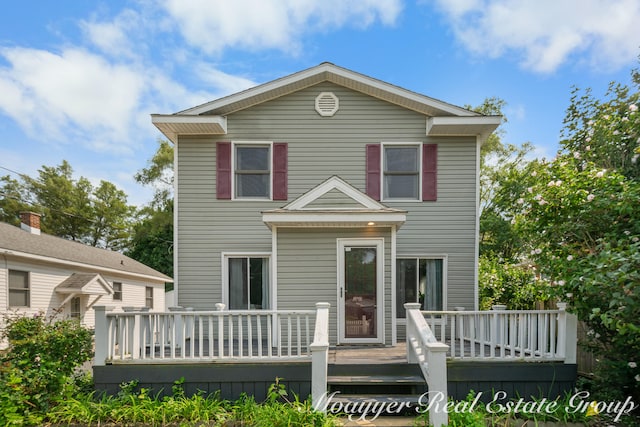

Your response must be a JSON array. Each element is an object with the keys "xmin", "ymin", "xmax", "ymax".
[{"xmin": 20, "ymin": 211, "xmax": 41, "ymax": 235}]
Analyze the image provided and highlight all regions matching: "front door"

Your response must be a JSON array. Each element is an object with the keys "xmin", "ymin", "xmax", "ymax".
[{"xmin": 338, "ymin": 239, "xmax": 384, "ymax": 344}]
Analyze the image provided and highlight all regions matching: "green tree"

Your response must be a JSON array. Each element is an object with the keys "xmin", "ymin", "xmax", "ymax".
[
  {"xmin": 0, "ymin": 175, "xmax": 29, "ymax": 225},
  {"xmin": 513, "ymin": 67, "xmax": 640, "ymax": 406},
  {"xmin": 90, "ymin": 180, "xmax": 136, "ymax": 250},
  {"xmin": 127, "ymin": 140, "xmax": 174, "ymax": 279}
]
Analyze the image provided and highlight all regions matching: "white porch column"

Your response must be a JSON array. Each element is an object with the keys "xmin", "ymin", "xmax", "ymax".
[
  {"xmin": 427, "ymin": 341, "xmax": 449, "ymax": 427},
  {"xmin": 404, "ymin": 303, "xmax": 421, "ymax": 364},
  {"xmin": 557, "ymin": 303, "xmax": 577, "ymax": 364}
]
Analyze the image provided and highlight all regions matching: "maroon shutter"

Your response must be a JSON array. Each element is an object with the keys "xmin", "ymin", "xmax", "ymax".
[
  {"xmin": 422, "ymin": 143, "xmax": 437, "ymax": 201},
  {"xmin": 272, "ymin": 143, "xmax": 288, "ymax": 200},
  {"xmin": 216, "ymin": 142, "xmax": 232, "ymax": 199},
  {"xmin": 366, "ymin": 144, "xmax": 381, "ymax": 201}
]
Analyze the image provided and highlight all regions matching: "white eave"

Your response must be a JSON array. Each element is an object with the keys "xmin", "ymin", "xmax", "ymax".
[
  {"xmin": 262, "ymin": 209, "xmax": 407, "ymax": 229},
  {"xmin": 426, "ymin": 116, "xmax": 502, "ymax": 144},
  {"xmin": 151, "ymin": 114, "xmax": 227, "ymax": 144}
]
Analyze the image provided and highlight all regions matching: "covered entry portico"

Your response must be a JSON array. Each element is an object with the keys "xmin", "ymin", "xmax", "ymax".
[{"xmin": 262, "ymin": 176, "xmax": 406, "ymax": 346}]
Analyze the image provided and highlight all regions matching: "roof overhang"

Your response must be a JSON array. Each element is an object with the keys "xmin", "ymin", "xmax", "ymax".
[
  {"xmin": 151, "ymin": 114, "xmax": 227, "ymax": 143},
  {"xmin": 262, "ymin": 209, "xmax": 406, "ymax": 229},
  {"xmin": 55, "ymin": 273, "xmax": 112, "ymax": 295},
  {"xmin": 426, "ymin": 116, "xmax": 502, "ymax": 144}
]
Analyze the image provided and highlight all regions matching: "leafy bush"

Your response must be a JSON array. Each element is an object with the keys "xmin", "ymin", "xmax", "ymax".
[{"xmin": 0, "ymin": 311, "xmax": 93, "ymax": 425}]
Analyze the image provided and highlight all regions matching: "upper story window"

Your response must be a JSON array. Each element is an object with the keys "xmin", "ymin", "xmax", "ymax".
[
  {"xmin": 235, "ymin": 144, "xmax": 271, "ymax": 198},
  {"xmin": 383, "ymin": 145, "xmax": 420, "ymax": 200},
  {"xmin": 9, "ymin": 270, "xmax": 30, "ymax": 307},
  {"xmin": 112, "ymin": 282, "xmax": 122, "ymax": 301}
]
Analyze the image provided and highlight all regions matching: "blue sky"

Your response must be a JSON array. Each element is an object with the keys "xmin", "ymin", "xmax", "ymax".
[{"xmin": 1, "ymin": 0, "xmax": 639, "ymax": 206}]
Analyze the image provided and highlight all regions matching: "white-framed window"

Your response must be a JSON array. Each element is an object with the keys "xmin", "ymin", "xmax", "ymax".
[
  {"xmin": 112, "ymin": 282, "xmax": 122, "ymax": 301},
  {"xmin": 70, "ymin": 297, "xmax": 81, "ymax": 320},
  {"xmin": 223, "ymin": 253, "xmax": 271, "ymax": 310},
  {"xmin": 234, "ymin": 142, "xmax": 271, "ymax": 199},
  {"xmin": 145, "ymin": 287, "xmax": 154, "ymax": 309},
  {"xmin": 9, "ymin": 270, "xmax": 30, "ymax": 307},
  {"xmin": 383, "ymin": 143, "xmax": 421, "ymax": 200},
  {"xmin": 396, "ymin": 257, "xmax": 445, "ymax": 318}
]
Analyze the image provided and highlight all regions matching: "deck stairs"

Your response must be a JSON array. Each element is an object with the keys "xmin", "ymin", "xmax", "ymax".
[{"xmin": 325, "ymin": 346, "xmax": 427, "ymax": 416}]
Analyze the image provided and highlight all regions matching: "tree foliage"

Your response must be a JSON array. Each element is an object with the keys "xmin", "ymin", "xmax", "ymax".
[{"xmin": 0, "ymin": 160, "xmax": 134, "ymax": 250}]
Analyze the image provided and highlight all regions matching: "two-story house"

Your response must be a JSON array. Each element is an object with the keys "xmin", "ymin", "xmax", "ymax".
[{"xmin": 152, "ymin": 62, "xmax": 500, "ymax": 346}]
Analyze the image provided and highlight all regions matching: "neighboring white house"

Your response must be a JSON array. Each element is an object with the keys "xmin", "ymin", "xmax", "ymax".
[{"xmin": 0, "ymin": 212, "xmax": 171, "ymax": 329}]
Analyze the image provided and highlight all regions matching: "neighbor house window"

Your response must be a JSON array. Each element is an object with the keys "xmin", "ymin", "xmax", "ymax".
[
  {"xmin": 70, "ymin": 297, "xmax": 81, "ymax": 320},
  {"xmin": 396, "ymin": 258, "xmax": 444, "ymax": 318},
  {"xmin": 226, "ymin": 256, "xmax": 270, "ymax": 310},
  {"xmin": 383, "ymin": 145, "xmax": 420, "ymax": 200},
  {"xmin": 145, "ymin": 287, "xmax": 154, "ymax": 309},
  {"xmin": 112, "ymin": 282, "xmax": 122, "ymax": 301},
  {"xmin": 235, "ymin": 144, "xmax": 271, "ymax": 198},
  {"xmin": 9, "ymin": 270, "xmax": 30, "ymax": 307}
]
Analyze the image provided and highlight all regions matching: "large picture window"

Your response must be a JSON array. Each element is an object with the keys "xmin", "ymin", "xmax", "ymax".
[
  {"xmin": 235, "ymin": 145, "xmax": 270, "ymax": 198},
  {"xmin": 9, "ymin": 270, "xmax": 30, "ymax": 307},
  {"xmin": 227, "ymin": 256, "xmax": 270, "ymax": 310},
  {"xmin": 383, "ymin": 145, "xmax": 420, "ymax": 200},
  {"xmin": 396, "ymin": 257, "xmax": 444, "ymax": 318}
]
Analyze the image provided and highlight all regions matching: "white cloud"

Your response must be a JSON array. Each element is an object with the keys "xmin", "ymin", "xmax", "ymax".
[
  {"xmin": 0, "ymin": 47, "xmax": 145, "ymax": 152},
  {"xmin": 162, "ymin": 0, "xmax": 402, "ymax": 54},
  {"xmin": 80, "ymin": 9, "xmax": 142, "ymax": 58},
  {"xmin": 433, "ymin": 0, "xmax": 640, "ymax": 73}
]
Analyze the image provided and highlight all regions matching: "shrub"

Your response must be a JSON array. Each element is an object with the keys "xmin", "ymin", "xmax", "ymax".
[{"xmin": 0, "ymin": 311, "xmax": 93, "ymax": 424}]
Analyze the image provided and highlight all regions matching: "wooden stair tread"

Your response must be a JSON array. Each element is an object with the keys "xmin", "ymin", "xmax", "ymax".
[{"xmin": 327, "ymin": 375, "xmax": 424, "ymax": 384}]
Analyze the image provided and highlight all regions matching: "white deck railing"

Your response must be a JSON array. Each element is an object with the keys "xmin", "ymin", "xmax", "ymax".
[
  {"xmin": 94, "ymin": 304, "xmax": 317, "ymax": 364},
  {"xmin": 405, "ymin": 303, "xmax": 449, "ymax": 427},
  {"xmin": 421, "ymin": 303, "xmax": 577, "ymax": 363}
]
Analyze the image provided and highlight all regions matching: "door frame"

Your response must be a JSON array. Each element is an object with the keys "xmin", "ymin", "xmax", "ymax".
[{"xmin": 337, "ymin": 238, "xmax": 384, "ymax": 344}]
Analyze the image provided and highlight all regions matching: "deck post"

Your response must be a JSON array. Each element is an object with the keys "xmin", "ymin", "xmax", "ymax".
[
  {"xmin": 557, "ymin": 303, "xmax": 577, "ymax": 364},
  {"xmin": 427, "ymin": 341, "xmax": 449, "ymax": 427},
  {"xmin": 404, "ymin": 303, "xmax": 421, "ymax": 364},
  {"xmin": 93, "ymin": 305, "xmax": 110, "ymax": 366},
  {"xmin": 310, "ymin": 302, "xmax": 330, "ymax": 413}
]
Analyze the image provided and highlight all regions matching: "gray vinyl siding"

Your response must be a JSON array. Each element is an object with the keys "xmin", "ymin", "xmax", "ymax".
[
  {"xmin": 276, "ymin": 228, "xmax": 392, "ymax": 345},
  {"xmin": 176, "ymin": 81, "xmax": 478, "ymax": 317}
]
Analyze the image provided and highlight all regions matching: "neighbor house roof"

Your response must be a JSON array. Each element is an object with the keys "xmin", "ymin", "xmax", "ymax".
[
  {"xmin": 152, "ymin": 62, "xmax": 501, "ymax": 144},
  {"xmin": 0, "ymin": 222, "xmax": 172, "ymax": 283}
]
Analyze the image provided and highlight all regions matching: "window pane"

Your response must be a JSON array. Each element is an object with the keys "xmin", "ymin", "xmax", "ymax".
[
  {"xmin": 396, "ymin": 259, "xmax": 417, "ymax": 318},
  {"xmin": 113, "ymin": 282, "xmax": 122, "ymax": 301},
  {"xmin": 145, "ymin": 287, "xmax": 154, "ymax": 309},
  {"xmin": 249, "ymin": 258, "xmax": 269, "ymax": 309},
  {"xmin": 420, "ymin": 259, "xmax": 443, "ymax": 311},
  {"xmin": 9, "ymin": 270, "xmax": 29, "ymax": 307},
  {"xmin": 236, "ymin": 174, "xmax": 269, "ymax": 197},
  {"xmin": 229, "ymin": 258, "xmax": 248, "ymax": 309},
  {"xmin": 236, "ymin": 146, "xmax": 269, "ymax": 171},
  {"xmin": 384, "ymin": 174, "xmax": 418, "ymax": 199},
  {"xmin": 385, "ymin": 147, "xmax": 418, "ymax": 172}
]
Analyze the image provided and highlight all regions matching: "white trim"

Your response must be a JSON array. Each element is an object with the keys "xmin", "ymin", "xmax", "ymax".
[
  {"xmin": 380, "ymin": 142, "xmax": 422, "ymax": 202},
  {"xmin": 262, "ymin": 211, "xmax": 406, "ymax": 228},
  {"xmin": 337, "ymin": 238, "xmax": 385, "ymax": 345},
  {"xmin": 426, "ymin": 116, "xmax": 501, "ymax": 143},
  {"xmin": 151, "ymin": 115, "xmax": 227, "ymax": 143},
  {"xmin": 221, "ymin": 252, "xmax": 273, "ymax": 310},
  {"xmin": 284, "ymin": 176, "xmax": 386, "ymax": 211},
  {"xmin": 271, "ymin": 227, "xmax": 278, "ymax": 312},
  {"xmin": 1, "ymin": 249, "xmax": 169, "ymax": 284},
  {"xmin": 231, "ymin": 141, "xmax": 273, "ymax": 201},
  {"xmin": 173, "ymin": 141, "xmax": 179, "ymax": 304},
  {"xmin": 474, "ymin": 139, "xmax": 481, "ymax": 311},
  {"xmin": 180, "ymin": 63, "xmax": 475, "ymax": 117},
  {"xmin": 390, "ymin": 226, "xmax": 397, "ymax": 345}
]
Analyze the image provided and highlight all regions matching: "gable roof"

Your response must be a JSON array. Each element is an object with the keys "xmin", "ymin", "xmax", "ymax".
[
  {"xmin": 55, "ymin": 273, "xmax": 112, "ymax": 295},
  {"xmin": 152, "ymin": 62, "xmax": 501, "ymax": 144},
  {"xmin": 262, "ymin": 176, "xmax": 406, "ymax": 229},
  {"xmin": 0, "ymin": 222, "xmax": 171, "ymax": 283}
]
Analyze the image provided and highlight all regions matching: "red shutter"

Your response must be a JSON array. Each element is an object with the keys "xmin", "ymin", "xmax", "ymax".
[
  {"xmin": 272, "ymin": 143, "xmax": 288, "ymax": 201},
  {"xmin": 366, "ymin": 144, "xmax": 381, "ymax": 201},
  {"xmin": 216, "ymin": 142, "xmax": 232, "ymax": 199},
  {"xmin": 422, "ymin": 143, "xmax": 437, "ymax": 201}
]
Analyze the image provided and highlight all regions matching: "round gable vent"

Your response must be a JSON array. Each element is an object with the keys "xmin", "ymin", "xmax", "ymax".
[{"xmin": 315, "ymin": 92, "xmax": 339, "ymax": 117}]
